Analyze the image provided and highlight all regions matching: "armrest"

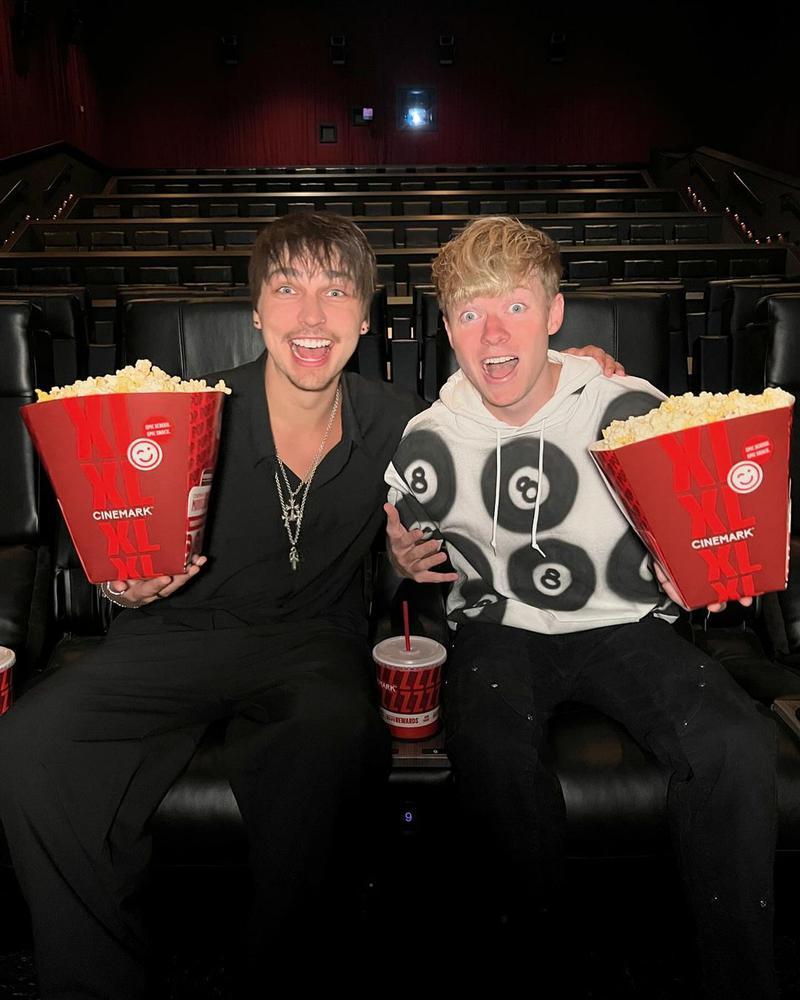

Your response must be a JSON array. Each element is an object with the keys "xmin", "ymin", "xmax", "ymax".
[{"xmin": 52, "ymin": 516, "xmax": 112, "ymax": 637}]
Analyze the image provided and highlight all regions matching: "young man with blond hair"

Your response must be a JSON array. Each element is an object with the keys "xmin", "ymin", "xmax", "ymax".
[{"xmin": 385, "ymin": 217, "xmax": 777, "ymax": 999}]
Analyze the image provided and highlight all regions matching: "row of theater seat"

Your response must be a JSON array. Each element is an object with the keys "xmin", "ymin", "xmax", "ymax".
[
  {"xmin": 117, "ymin": 175, "xmax": 646, "ymax": 194},
  {"xmin": 0, "ymin": 254, "xmax": 787, "ymax": 302},
  {"xmin": 39, "ymin": 221, "xmax": 714, "ymax": 252},
  {"xmin": 7, "ymin": 277, "xmax": 799, "ymax": 402},
  {"xmin": 92, "ymin": 196, "xmax": 668, "ymax": 216}
]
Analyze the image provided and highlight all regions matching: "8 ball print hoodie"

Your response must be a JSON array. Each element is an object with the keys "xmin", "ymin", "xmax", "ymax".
[{"xmin": 385, "ymin": 351, "xmax": 676, "ymax": 634}]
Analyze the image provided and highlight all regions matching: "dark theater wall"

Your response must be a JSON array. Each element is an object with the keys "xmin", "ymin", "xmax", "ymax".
[
  {"xmin": 3, "ymin": 1, "xmax": 798, "ymax": 175},
  {"xmin": 86, "ymin": 3, "xmax": 693, "ymax": 168},
  {"xmin": 0, "ymin": 0, "xmax": 103, "ymax": 159}
]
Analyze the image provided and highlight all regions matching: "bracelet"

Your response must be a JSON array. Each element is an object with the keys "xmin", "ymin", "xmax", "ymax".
[{"xmin": 98, "ymin": 582, "xmax": 144, "ymax": 610}]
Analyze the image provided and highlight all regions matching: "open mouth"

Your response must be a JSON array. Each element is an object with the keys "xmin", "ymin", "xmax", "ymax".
[
  {"xmin": 482, "ymin": 355, "xmax": 518, "ymax": 379},
  {"xmin": 290, "ymin": 337, "xmax": 333, "ymax": 364}
]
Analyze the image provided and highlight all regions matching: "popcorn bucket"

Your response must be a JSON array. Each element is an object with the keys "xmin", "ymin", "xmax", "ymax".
[
  {"xmin": 0, "ymin": 647, "xmax": 14, "ymax": 715},
  {"xmin": 22, "ymin": 391, "xmax": 225, "ymax": 583},
  {"xmin": 589, "ymin": 405, "xmax": 793, "ymax": 609}
]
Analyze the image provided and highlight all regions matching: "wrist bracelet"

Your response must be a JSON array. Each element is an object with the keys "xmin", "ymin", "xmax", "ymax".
[{"xmin": 98, "ymin": 582, "xmax": 144, "ymax": 610}]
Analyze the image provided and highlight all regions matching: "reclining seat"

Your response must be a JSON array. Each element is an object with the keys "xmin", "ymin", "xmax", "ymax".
[{"xmin": 0, "ymin": 302, "xmax": 52, "ymax": 691}]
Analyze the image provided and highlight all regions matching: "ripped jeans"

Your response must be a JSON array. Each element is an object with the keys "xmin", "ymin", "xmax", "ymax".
[{"xmin": 444, "ymin": 616, "xmax": 777, "ymax": 1000}]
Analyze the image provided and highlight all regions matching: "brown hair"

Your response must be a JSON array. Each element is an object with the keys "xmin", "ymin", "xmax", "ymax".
[
  {"xmin": 248, "ymin": 212, "xmax": 376, "ymax": 314},
  {"xmin": 432, "ymin": 216, "xmax": 562, "ymax": 315}
]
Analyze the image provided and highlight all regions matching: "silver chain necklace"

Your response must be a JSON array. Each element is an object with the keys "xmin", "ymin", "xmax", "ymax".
[{"xmin": 274, "ymin": 384, "xmax": 342, "ymax": 571}]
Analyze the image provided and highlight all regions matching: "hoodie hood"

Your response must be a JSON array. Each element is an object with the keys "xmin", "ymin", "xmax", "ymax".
[
  {"xmin": 437, "ymin": 351, "xmax": 605, "ymax": 553},
  {"xmin": 439, "ymin": 349, "xmax": 604, "ymax": 432}
]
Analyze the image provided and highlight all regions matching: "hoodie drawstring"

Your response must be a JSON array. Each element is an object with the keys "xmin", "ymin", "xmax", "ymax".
[
  {"xmin": 489, "ymin": 421, "xmax": 547, "ymax": 558},
  {"xmin": 530, "ymin": 421, "xmax": 546, "ymax": 557},
  {"xmin": 490, "ymin": 429, "xmax": 501, "ymax": 554}
]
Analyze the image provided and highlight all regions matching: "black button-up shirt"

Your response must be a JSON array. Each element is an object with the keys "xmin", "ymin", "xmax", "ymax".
[{"xmin": 145, "ymin": 353, "xmax": 422, "ymax": 632}]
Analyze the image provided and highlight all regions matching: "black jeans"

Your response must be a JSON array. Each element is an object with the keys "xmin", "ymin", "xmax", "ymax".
[
  {"xmin": 0, "ymin": 614, "xmax": 390, "ymax": 999},
  {"xmin": 444, "ymin": 616, "xmax": 777, "ymax": 1000}
]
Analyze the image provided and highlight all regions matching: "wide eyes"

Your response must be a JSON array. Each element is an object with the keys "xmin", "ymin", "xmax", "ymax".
[
  {"xmin": 274, "ymin": 284, "xmax": 349, "ymax": 297},
  {"xmin": 459, "ymin": 302, "xmax": 525, "ymax": 322}
]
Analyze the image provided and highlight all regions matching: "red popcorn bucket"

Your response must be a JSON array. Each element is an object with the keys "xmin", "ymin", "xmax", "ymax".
[
  {"xmin": 0, "ymin": 647, "xmax": 14, "ymax": 715},
  {"xmin": 589, "ymin": 405, "xmax": 793, "ymax": 609},
  {"xmin": 373, "ymin": 636, "xmax": 446, "ymax": 740},
  {"xmin": 21, "ymin": 391, "xmax": 225, "ymax": 583}
]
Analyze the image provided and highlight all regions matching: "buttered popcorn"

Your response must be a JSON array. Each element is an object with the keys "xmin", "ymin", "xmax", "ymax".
[
  {"xmin": 35, "ymin": 359, "xmax": 231, "ymax": 401},
  {"xmin": 598, "ymin": 387, "xmax": 795, "ymax": 449}
]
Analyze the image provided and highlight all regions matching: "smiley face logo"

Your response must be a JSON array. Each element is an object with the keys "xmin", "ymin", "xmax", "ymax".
[
  {"xmin": 127, "ymin": 437, "xmax": 163, "ymax": 471},
  {"xmin": 727, "ymin": 461, "xmax": 763, "ymax": 495}
]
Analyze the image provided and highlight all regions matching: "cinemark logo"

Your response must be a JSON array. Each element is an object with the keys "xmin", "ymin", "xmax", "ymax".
[{"xmin": 92, "ymin": 507, "xmax": 154, "ymax": 521}]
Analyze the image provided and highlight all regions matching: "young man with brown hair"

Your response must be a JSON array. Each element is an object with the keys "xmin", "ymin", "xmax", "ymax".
[
  {"xmin": 0, "ymin": 213, "xmax": 421, "ymax": 997},
  {"xmin": 385, "ymin": 217, "xmax": 777, "ymax": 999}
]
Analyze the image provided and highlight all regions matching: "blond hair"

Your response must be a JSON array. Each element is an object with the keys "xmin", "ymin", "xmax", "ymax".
[{"xmin": 432, "ymin": 216, "xmax": 562, "ymax": 316}]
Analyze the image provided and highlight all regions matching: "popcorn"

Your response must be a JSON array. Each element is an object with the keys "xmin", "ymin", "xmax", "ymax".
[
  {"xmin": 22, "ymin": 361, "xmax": 228, "ymax": 583},
  {"xmin": 35, "ymin": 359, "xmax": 231, "ymax": 401},
  {"xmin": 597, "ymin": 387, "xmax": 794, "ymax": 450},
  {"xmin": 590, "ymin": 387, "xmax": 794, "ymax": 609}
]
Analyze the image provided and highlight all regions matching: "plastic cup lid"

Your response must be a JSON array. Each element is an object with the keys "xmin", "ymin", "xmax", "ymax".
[
  {"xmin": 372, "ymin": 635, "xmax": 447, "ymax": 669},
  {"xmin": 0, "ymin": 646, "xmax": 15, "ymax": 671}
]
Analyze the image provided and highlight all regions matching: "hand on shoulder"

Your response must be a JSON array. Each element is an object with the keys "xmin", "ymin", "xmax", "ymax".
[{"xmin": 562, "ymin": 345, "xmax": 625, "ymax": 377}]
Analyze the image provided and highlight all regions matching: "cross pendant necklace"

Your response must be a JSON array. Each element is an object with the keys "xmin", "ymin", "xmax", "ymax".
[{"xmin": 274, "ymin": 384, "xmax": 341, "ymax": 571}]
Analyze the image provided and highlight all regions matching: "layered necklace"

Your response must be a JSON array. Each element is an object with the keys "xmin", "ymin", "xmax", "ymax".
[{"xmin": 274, "ymin": 384, "xmax": 342, "ymax": 571}]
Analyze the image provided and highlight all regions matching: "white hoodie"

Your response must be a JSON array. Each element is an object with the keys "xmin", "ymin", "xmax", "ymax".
[{"xmin": 385, "ymin": 350, "xmax": 676, "ymax": 634}]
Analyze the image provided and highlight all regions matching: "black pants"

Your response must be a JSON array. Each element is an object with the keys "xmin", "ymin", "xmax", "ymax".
[
  {"xmin": 0, "ymin": 613, "xmax": 390, "ymax": 999},
  {"xmin": 444, "ymin": 617, "xmax": 777, "ymax": 1000}
]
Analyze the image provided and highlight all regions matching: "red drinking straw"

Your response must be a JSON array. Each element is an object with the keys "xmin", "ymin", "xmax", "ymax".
[{"xmin": 402, "ymin": 599, "xmax": 411, "ymax": 652}]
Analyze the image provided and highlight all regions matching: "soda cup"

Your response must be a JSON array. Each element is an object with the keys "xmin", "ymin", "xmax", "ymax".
[
  {"xmin": 0, "ymin": 647, "xmax": 15, "ymax": 715},
  {"xmin": 373, "ymin": 635, "xmax": 447, "ymax": 740}
]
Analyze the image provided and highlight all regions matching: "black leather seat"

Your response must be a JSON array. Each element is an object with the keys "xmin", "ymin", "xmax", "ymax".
[
  {"xmin": 585, "ymin": 224, "xmax": 619, "ymax": 245},
  {"xmin": 364, "ymin": 201, "xmax": 391, "ymax": 217},
  {"xmin": 246, "ymin": 202, "xmax": 276, "ymax": 217},
  {"xmin": 169, "ymin": 203, "xmax": 199, "ymax": 218},
  {"xmin": 178, "ymin": 229, "xmax": 214, "ymax": 249},
  {"xmin": 704, "ymin": 280, "xmax": 800, "ymax": 393},
  {"xmin": 442, "ymin": 200, "xmax": 469, "ymax": 215},
  {"xmin": 542, "ymin": 225, "xmax": 575, "ymax": 245},
  {"xmin": 630, "ymin": 223, "xmax": 665, "ymax": 245},
  {"xmin": 405, "ymin": 228, "xmax": 438, "ymax": 248},
  {"xmin": 0, "ymin": 290, "xmax": 89, "ymax": 383},
  {"xmin": 365, "ymin": 229, "xmax": 394, "ymax": 249},
  {"xmin": 519, "ymin": 199, "xmax": 547, "ymax": 214},
  {"xmin": 566, "ymin": 260, "xmax": 610, "ymax": 286},
  {"xmin": 0, "ymin": 303, "xmax": 52, "ymax": 689}
]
